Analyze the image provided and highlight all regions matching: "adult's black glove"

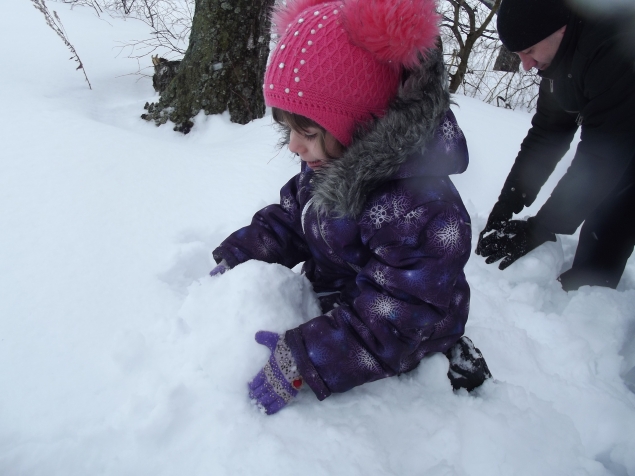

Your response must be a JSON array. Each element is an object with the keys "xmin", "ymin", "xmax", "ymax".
[
  {"xmin": 477, "ymin": 183, "xmax": 528, "ymax": 256},
  {"xmin": 475, "ymin": 200, "xmax": 517, "ymax": 256},
  {"xmin": 477, "ymin": 218, "xmax": 556, "ymax": 270}
]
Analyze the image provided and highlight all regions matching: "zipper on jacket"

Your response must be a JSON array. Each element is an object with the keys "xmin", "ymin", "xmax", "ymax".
[
  {"xmin": 301, "ymin": 197, "xmax": 315, "ymax": 235},
  {"xmin": 549, "ymin": 79, "xmax": 554, "ymax": 93},
  {"xmin": 576, "ymin": 113, "xmax": 583, "ymax": 126}
]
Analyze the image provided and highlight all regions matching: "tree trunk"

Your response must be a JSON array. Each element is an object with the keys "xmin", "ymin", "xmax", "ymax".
[
  {"xmin": 448, "ymin": 36, "xmax": 475, "ymax": 93},
  {"xmin": 445, "ymin": 0, "xmax": 501, "ymax": 94},
  {"xmin": 142, "ymin": 0, "xmax": 275, "ymax": 134},
  {"xmin": 493, "ymin": 45, "xmax": 521, "ymax": 72}
]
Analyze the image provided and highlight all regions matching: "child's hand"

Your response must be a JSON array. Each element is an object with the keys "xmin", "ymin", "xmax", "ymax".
[
  {"xmin": 248, "ymin": 331, "xmax": 303, "ymax": 415},
  {"xmin": 209, "ymin": 259, "xmax": 230, "ymax": 277}
]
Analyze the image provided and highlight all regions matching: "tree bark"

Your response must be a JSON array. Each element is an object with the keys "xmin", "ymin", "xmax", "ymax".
[
  {"xmin": 446, "ymin": 0, "xmax": 501, "ymax": 94},
  {"xmin": 448, "ymin": 35, "xmax": 476, "ymax": 93},
  {"xmin": 142, "ymin": 0, "xmax": 275, "ymax": 134},
  {"xmin": 493, "ymin": 45, "xmax": 521, "ymax": 72},
  {"xmin": 474, "ymin": 0, "xmax": 521, "ymax": 73}
]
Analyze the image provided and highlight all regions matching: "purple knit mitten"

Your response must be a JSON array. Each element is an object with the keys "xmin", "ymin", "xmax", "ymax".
[
  {"xmin": 248, "ymin": 331, "xmax": 303, "ymax": 415},
  {"xmin": 209, "ymin": 259, "xmax": 230, "ymax": 277}
]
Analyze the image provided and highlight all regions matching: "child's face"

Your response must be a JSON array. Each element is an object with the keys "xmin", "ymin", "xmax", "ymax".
[{"xmin": 288, "ymin": 127, "xmax": 343, "ymax": 170}]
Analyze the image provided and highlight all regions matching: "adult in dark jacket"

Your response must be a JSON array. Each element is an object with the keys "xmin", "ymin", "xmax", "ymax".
[
  {"xmin": 476, "ymin": 0, "xmax": 635, "ymax": 291},
  {"xmin": 211, "ymin": 0, "xmax": 490, "ymax": 415}
]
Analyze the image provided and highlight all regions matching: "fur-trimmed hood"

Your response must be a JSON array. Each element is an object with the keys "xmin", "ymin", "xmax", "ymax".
[{"xmin": 309, "ymin": 48, "xmax": 467, "ymax": 217}]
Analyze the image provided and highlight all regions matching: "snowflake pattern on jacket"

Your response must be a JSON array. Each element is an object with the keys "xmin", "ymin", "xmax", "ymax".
[{"xmin": 213, "ymin": 51, "xmax": 471, "ymax": 401}]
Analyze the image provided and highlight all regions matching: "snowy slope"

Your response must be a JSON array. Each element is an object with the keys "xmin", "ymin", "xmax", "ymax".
[{"xmin": 1, "ymin": 2, "xmax": 634, "ymax": 475}]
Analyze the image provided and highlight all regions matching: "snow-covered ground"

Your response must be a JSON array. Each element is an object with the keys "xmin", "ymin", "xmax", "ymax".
[{"xmin": 1, "ymin": 2, "xmax": 634, "ymax": 475}]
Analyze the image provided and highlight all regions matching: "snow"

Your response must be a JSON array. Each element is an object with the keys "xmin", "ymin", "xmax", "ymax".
[{"xmin": 1, "ymin": 2, "xmax": 634, "ymax": 475}]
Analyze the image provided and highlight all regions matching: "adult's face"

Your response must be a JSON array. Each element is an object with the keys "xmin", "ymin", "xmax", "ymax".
[{"xmin": 516, "ymin": 26, "xmax": 567, "ymax": 71}]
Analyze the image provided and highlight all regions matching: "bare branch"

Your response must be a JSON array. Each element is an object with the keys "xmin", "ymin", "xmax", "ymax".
[
  {"xmin": 32, "ymin": 0, "xmax": 92, "ymax": 89},
  {"xmin": 60, "ymin": 0, "xmax": 194, "ymax": 60},
  {"xmin": 474, "ymin": 0, "xmax": 501, "ymax": 38},
  {"xmin": 440, "ymin": 0, "xmax": 539, "ymax": 108}
]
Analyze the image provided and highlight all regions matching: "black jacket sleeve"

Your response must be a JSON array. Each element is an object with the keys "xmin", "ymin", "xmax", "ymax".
[
  {"xmin": 534, "ymin": 35, "xmax": 635, "ymax": 234},
  {"xmin": 498, "ymin": 79, "xmax": 578, "ymax": 214}
]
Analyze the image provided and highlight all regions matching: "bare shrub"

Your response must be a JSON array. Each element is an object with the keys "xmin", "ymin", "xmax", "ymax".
[
  {"xmin": 59, "ymin": 0, "xmax": 194, "ymax": 61},
  {"xmin": 441, "ymin": 0, "xmax": 501, "ymax": 93},
  {"xmin": 440, "ymin": 0, "xmax": 540, "ymax": 111},
  {"xmin": 32, "ymin": 0, "xmax": 92, "ymax": 89},
  {"xmin": 111, "ymin": 0, "xmax": 194, "ymax": 59}
]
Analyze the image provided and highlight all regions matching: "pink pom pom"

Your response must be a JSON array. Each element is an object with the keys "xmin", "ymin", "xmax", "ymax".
[
  {"xmin": 341, "ymin": 0, "xmax": 440, "ymax": 68},
  {"xmin": 271, "ymin": 0, "xmax": 326, "ymax": 37}
]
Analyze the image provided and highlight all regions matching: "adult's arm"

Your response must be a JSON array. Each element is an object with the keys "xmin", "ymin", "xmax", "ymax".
[
  {"xmin": 534, "ymin": 36, "xmax": 635, "ymax": 234},
  {"xmin": 496, "ymin": 79, "xmax": 579, "ymax": 215}
]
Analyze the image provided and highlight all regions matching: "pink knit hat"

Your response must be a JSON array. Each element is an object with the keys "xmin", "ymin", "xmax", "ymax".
[{"xmin": 264, "ymin": 0, "xmax": 440, "ymax": 147}]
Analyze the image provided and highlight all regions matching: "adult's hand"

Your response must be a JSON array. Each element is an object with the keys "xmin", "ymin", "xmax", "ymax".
[
  {"xmin": 475, "ymin": 200, "xmax": 517, "ymax": 256},
  {"xmin": 477, "ymin": 218, "xmax": 556, "ymax": 270}
]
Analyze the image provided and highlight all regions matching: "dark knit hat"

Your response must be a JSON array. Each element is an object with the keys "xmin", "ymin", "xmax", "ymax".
[{"xmin": 497, "ymin": 0, "xmax": 571, "ymax": 52}]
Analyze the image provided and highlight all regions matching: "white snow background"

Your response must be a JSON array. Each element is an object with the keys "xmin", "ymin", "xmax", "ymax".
[{"xmin": 1, "ymin": 2, "xmax": 634, "ymax": 475}]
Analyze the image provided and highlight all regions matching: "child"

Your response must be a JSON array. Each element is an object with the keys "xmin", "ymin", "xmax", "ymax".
[{"xmin": 211, "ymin": 0, "xmax": 491, "ymax": 415}]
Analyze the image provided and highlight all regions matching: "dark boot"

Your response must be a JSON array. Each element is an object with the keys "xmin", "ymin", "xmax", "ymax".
[{"xmin": 445, "ymin": 336, "xmax": 492, "ymax": 392}]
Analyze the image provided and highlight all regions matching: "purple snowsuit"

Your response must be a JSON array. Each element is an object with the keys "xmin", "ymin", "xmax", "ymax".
[{"xmin": 213, "ymin": 50, "xmax": 471, "ymax": 401}]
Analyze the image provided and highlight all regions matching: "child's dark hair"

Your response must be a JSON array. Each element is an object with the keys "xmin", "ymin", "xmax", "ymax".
[{"xmin": 272, "ymin": 107, "xmax": 343, "ymax": 160}]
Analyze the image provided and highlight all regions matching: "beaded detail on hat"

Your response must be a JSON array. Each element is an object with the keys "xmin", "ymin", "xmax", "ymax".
[
  {"xmin": 264, "ymin": 0, "xmax": 440, "ymax": 146},
  {"xmin": 265, "ymin": 1, "xmax": 399, "ymax": 146}
]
